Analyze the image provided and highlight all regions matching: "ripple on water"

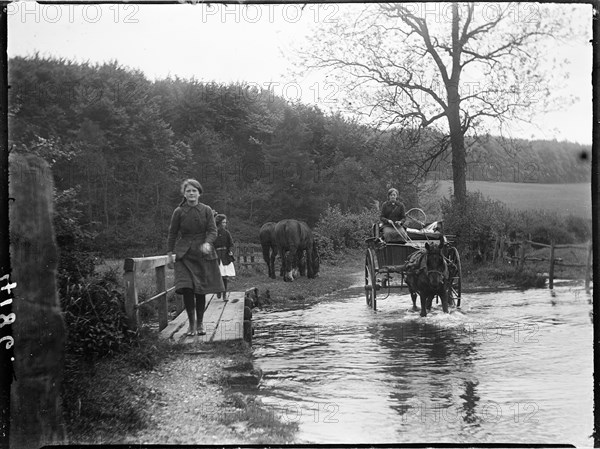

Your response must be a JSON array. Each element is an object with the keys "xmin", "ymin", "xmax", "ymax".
[{"xmin": 252, "ymin": 285, "xmax": 593, "ymax": 445}]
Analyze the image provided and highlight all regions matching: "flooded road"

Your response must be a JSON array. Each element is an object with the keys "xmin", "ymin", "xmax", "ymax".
[{"xmin": 251, "ymin": 281, "xmax": 594, "ymax": 446}]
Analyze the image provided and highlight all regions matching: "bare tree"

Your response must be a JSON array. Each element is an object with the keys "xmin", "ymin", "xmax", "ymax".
[{"xmin": 299, "ymin": 2, "xmax": 586, "ymax": 204}]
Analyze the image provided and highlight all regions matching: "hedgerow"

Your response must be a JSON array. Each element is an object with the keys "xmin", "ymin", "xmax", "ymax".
[
  {"xmin": 441, "ymin": 191, "xmax": 592, "ymax": 262},
  {"xmin": 314, "ymin": 204, "xmax": 379, "ymax": 257}
]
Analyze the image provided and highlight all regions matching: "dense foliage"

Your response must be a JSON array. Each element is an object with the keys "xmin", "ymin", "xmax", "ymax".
[
  {"xmin": 53, "ymin": 186, "xmax": 135, "ymax": 359},
  {"xmin": 61, "ymin": 269, "xmax": 134, "ymax": 358},
  {"xmin": 441, "ymin": 192, "xmax": 592, "ymax": 262},
  {"xmin": 10, "ymin": 55, "xmax": 590, "ymax": 257},
  {"xmin": 54, "ymin": 184, "xmax": 170, "ymax": 438},
  {"xmin": 441, "ymin": 192, "xmax": 509, "ymax": 261},
  {"xmin": 314, "ymin": 204, "xmax": 379, "ymax": 256},
  {"xmin": 10, "ymin": 56, "xmax": 419, "ymax": 255}
]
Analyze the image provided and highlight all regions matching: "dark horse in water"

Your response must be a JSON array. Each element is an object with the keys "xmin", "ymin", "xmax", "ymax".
[
  {"xmin": 405, "ymin": 242, "xmax": 449, "ymax": 317},
  {"xmin": 259, "ymin": 222, "xmax": 278, "ymax": 279},
  {"xmin": 274, "ymin": 219, "xmax": 320, "ymax": 282}
]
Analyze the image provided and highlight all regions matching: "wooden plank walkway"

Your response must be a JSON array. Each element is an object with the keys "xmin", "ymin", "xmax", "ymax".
[{"xmin": 159, "ymin": 291, "xmax": 246, "ymax": 343}]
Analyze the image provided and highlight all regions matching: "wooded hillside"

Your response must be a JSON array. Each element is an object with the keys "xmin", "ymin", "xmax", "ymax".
[{"xmin": 8, "ymin": 56, "xmax": 591, "ymax": 255}]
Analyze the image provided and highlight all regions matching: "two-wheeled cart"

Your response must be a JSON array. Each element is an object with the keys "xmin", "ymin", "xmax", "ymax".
[{"xmin": 364, "ymin": 208, "xmax": 462, "ymax": 311}]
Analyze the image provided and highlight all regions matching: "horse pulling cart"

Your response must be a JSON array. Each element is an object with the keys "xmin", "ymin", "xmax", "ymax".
[{"xmin": 364, "ymin": 208, "xmax": 462, "ymax": 313}]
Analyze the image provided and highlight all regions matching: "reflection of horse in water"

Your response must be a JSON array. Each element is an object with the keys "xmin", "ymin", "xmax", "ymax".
[
  {"xmin": 373, "ymin": 317, "xmax": 479, "ymax": 425},
  {"xmin": 405, "ymin": 242, "xmax": 449, "ymax": 317},
  {"xmin": 274, "ymin": 219, "xmax": 320, "ymax": 282},
  {"xmin": 259, "ymin": 222, "xmax": 278, "ymax": 279}
]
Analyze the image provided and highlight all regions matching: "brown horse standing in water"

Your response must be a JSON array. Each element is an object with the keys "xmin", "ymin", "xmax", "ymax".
[
  {"xmin": 274, "ymin": 219, "xmax": 320, "ymax": 282},
  {"xmin": 405, "ymin": 242, "xmax": 449, "ymax": 317},
  {"xmin": 259, "ymin": 222, "xmax": 278, "ymax": 279}
]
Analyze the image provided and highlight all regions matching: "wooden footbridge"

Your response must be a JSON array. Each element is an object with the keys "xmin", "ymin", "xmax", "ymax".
[
  {"xmin": 161, "ymin": 291, "xmax": 248, "ymax": 343},
  {"xmin": 122, "ymin": 255, "xmax": 253, "ymax": 343}
]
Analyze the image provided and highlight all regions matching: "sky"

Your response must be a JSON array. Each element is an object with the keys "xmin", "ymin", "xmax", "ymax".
[{"xmin": 7, "ymin": 2, "xmax": 593, "ymax": 145}]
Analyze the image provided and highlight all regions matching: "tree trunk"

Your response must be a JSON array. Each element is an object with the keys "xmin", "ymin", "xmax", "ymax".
[
  {"xmin": 9, "ymin": 153, "xmax": 67, "ymax": 449},
  {"xmin": 447, "ymin": 2, "xmax": 467, "ymax": 205},
  {"xmin": 448, "ymin": 106, "xmax": 467, "ymax": 204}
]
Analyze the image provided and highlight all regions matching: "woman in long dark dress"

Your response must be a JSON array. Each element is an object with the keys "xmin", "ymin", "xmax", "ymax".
[
  {"xmin": 167, "ymin": 179, "xmax": 224, "ymax": 336},
  {"xmin": 214, "ymin": 214, "xmax": 236, "ymax": 299},
  {"xmin": 380, "ymin": 187, "xmax": 409, "ymax": 242}
]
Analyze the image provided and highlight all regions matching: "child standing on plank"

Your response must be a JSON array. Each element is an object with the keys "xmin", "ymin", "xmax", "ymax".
[{"xmin": 214, "ymin": 214, "xmax": 236, "ymax": 299}]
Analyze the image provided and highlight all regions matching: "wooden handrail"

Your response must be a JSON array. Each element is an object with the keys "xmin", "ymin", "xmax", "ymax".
[
  {"xmin": 123, "ymin": 254, "xmax": 171, "ymax": 331},
  {"xmin": 123, "ymin": 244, "xmax": 264, "ymax": 330},
  {"xmin": 124, "ymin": 255, "xmax": 169, "ymax": 272},
  {"xmin": 136, "ymin": 286, "xmax": 176, "ymax": 308},
  {"xmin": 525, "ymin": 240, "xmax": 589, "ymax": 250}
]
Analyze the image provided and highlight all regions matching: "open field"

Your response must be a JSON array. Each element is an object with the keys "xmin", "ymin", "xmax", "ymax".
[{"xmin": 433, "ymin": 181, "xmax": 592, "ymax": 218}]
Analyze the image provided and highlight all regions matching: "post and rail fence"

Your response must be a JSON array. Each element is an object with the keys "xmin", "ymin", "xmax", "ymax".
[
  {"xmin": 492, "ymin": 236, "xmax": 593, "ymax": 293},
  {"xmin": 123, "ymin": 244, "xmax": 263, "ymax": 330},
  {"xmin": 234, "ymin": 243, "xmax": 263, "ymax": 269}
]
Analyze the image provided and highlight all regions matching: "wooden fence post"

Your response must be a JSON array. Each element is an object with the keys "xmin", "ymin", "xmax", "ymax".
[
  {"xmin": 123, "ymin": 263, "xmax": 140, "ymax": 330},
  {"xmin": 549, "ymin": 240, "xmax": 555, "ymax": 290},
  {"xmin": 156, "ymin": 265, "xmax": 168, "ymax": 331},
  {"xmin": 9, "ymin": 153, "xmax": 68, "ymax": 448},
  {"xmin": 519, "ymin": 240, "xmax": 526, "ymax": 268},
  {"xmin": 585, "ymin": 242, "xmax": 593, "ymax": 294},
  {"xmin": 123, "ymin": 255, "xmax": 172, "ymax": 331},
  {"xmin": 492, "ymin": 236, "xmax": 498, "ymax": 263}
]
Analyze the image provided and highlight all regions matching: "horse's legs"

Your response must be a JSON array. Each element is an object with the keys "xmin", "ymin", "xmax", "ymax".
[
  {"xmin": 279, "ymin": 247, "xmax": 287, "ymax": 280},
  {"xmin": 426, "ymin": 295, "xmax": 433, "ymax": 311},
  {"xmin": 269, "ymin": 246, "xmax": 277, "ymax": 279},
  {"xmin": 293, "ymin": 249, "xmax": 300, "ymax": 280},
  {"xmin": 285, "ymin": 247, "xmax": 297, "ymax": 282},
  {"xmin": 262, "ymin": 245, "xmax": 273, "ymax": 278},
  {"xmin": 298, "ymin": 250, "xmax": 306, "ymax": 277},
  {"xmin": 404, "ymin": 273, "xmax": 419, "ymax": 312},
  {"xmin": 440, "ymin": 289, "xmax": 449, "ymax": 313},
  {"xmin": 406, "ymin": 274, "xmax": 419, "ymax": 311},
  {"xmin": 410, "ymin": 292, "xmax": 418, "ymax": 311},
  {"xmin": 306, "ymin": 247, "xmax": 313, "ymax": 278},
  {"xmin": 420, "ymin": 293, "xmax": 428, "ymax": 317}
]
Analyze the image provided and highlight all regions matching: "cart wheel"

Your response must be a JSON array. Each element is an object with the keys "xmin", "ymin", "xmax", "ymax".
[
  {"xmin": 364, "ymin": 251, "xmax": 377, "ymax": 310},
  {"xmin": 446, "ymin": 246, "xmax": 462, "ymax": 308}
]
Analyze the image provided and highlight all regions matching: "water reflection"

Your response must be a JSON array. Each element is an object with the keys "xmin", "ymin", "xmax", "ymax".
[
  {"xmin": 371, "ymin": 317, "xmax": 481, "ymax": 435},
  {"xmin": 252, "ymin": 285, "xmax": 593, "ymax": 445},
  {"xmin": 460, "ymin": 380, "xmax": 481, "ymax": 425}
]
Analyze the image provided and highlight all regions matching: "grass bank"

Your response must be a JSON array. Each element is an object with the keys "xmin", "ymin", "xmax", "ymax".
[{"xmin": 232, "ymin": 249, "xmax": 365, "ymax": 310}]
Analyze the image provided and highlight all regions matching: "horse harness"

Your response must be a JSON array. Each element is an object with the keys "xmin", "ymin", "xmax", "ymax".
[{"xmin": 408, "ymin": 251, "xmax": 449, "ymax": 281}]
